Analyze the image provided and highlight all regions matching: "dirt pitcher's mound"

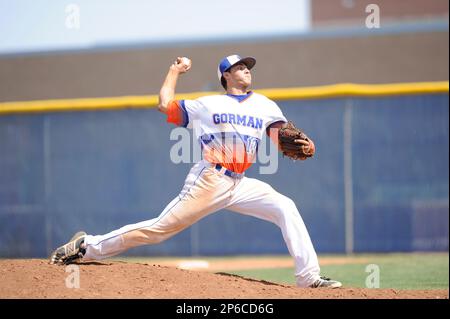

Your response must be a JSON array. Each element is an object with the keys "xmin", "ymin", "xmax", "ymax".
[{"xmin": 0, "ymin": 259, "xmax": 447, "ymax": 299}]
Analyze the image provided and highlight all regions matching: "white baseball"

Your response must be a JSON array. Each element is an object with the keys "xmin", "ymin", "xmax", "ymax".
[{"xmin": 181, "ymin": 57, "xmax": 191, "ymax": 66}]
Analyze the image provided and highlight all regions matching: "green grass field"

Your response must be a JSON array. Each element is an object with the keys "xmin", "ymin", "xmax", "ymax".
[
  {"xmin": 228, "ymin": 253, "xmax": 449, "ymax": 289},
  {"xmin": 113, "ymin": 253, "xmax": 448, "ymax": 290}
]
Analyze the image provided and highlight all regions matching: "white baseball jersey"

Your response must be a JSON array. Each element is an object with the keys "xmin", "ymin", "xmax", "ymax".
[
  {"xmin": 166, "ymin": 92, "xmax": 287, "ymax": 173},
  {"xmin": 82, "ymin": 92, "xmax": 321, "ymax": 288}
]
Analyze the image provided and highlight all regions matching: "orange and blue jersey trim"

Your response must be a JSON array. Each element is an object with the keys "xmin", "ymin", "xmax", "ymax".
[
  {"xmin": 179, "ymin": 100, "xmax": 189, "ymax": 127},
  {"xmin": 200, "ymin": 132, "xmax": 259, "ymax": 174},
  {"xmin": 166, "ymin": 100, "xmax": 189, "ymax": 127},
  {"xmin": 226, "ymin": 91, "xmax": 253, "ymax": 103}
]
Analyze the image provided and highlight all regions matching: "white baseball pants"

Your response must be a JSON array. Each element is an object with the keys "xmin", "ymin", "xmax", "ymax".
[{"xmin": 83, "ymin": 160, "xmax": 321, "ymax": 287}]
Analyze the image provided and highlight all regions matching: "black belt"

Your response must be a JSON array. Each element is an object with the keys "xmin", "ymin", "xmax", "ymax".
[{"xmin": 215, "ymin": 164, "xmax": 243, "ymax": 179}]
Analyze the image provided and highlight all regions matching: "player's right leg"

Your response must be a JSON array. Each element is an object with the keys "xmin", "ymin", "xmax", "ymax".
[{"xmin": 75, "ymin": 161, "xmax": 234, "ymax": 261}]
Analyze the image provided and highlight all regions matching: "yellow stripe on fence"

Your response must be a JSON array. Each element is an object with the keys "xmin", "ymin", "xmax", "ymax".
[
  {"xmin": 0, "ymin": 81, "xmax": 448, "ymax": 115},
  {"xmin": 257, "ymin": 82, "xmax": 449, "ymax": 101}
]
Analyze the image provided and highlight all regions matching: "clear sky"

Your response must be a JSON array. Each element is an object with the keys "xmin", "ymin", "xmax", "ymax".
[{"xmin": 0, "ymin": 0, "xmax": 310, "ymax": 54}]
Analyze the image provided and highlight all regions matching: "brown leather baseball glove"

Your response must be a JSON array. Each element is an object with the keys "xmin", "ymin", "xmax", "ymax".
[{"xmin": 278, "ymin": 121, "xmax": 315, "ymax": 160}]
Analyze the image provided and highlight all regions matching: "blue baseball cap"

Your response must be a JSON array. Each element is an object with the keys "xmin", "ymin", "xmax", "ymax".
[{"xmin": 217, "ymin": 54, "xmax": 256, "ymax": 81}]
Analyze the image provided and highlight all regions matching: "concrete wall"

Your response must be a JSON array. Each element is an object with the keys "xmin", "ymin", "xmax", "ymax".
[
  {"xmin": 311, "ymin": 0, "xmax": 449, "ymax": 27},
  {"xmin": 0, "ymin": 31, "xmax": 448, "ymax": 102}
]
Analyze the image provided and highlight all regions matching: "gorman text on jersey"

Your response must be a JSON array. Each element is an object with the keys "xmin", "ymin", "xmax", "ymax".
[{"xmin": 212, "ymin": 113, "xmax": 264, "ymax": 129}]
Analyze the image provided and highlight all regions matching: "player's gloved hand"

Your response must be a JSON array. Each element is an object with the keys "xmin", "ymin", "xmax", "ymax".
[
  {"xmin": 278, "ymin": 121, "xmax": 315, "ymax": 161},
  {"xmin": 299, "ymin": 137, "xmax": 315, "ymax": 158},
  {"xmin": 171, "ymin": 57, "xmax": 192, "ymax": 74}
]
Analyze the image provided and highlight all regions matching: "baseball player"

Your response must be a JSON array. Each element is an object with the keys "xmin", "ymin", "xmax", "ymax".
[{"xmin": 50, "ymin": 54, "xmax": 342, "ymax": 288}]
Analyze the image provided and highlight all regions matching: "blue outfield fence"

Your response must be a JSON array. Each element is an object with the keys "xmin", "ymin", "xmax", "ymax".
[{"xmin": 0, "ymin": 93, "xmax": 448, "ymax": 257}]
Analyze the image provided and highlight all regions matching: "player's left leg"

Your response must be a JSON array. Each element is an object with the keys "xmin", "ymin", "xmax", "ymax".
[{"xmin": 225, "ymin": 176, "xmax": 339, "ymax": 288}]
